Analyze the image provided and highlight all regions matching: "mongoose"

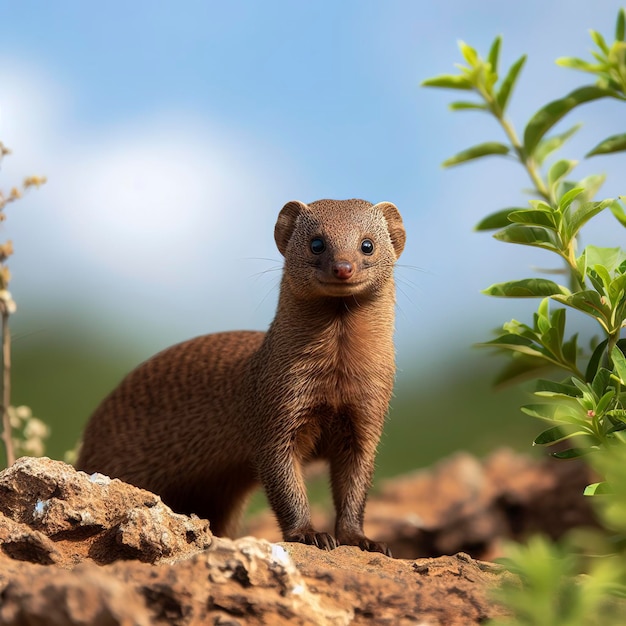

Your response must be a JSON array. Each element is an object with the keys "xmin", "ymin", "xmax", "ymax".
[{"xmin": 78, "ymin": 198, "xmax": 405, "ymax": 555}]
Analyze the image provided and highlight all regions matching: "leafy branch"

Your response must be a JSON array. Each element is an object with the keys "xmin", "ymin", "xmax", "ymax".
[
  {"xmin": 422, "ymin": 10, "xmax": 626, "ymax": 466},
  {"xmin": 422, "ymin": 9, "xmax": 626, "ymax": 620}
]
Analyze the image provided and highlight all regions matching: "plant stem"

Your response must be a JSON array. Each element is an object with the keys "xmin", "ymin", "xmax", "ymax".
[
  {"xmin": 498, "ymin": 116, "xmax": 551, "ymax": 202},
  {"xmin": 1, "ymin": 307, "xmax": 14, "ymax": 466},
  {"xmin": 478, "ymin": 86, "xmax": 551, "ymax": 202},
  {"xmin": 481, "ymin": 88, "xmax": 586, "ymax": 292}
]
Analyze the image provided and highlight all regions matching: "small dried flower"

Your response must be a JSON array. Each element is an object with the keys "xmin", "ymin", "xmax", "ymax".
[
  {"xmin": 0, "ymin": 240, "xmax": 14, "ymax": 262},
  {"xmin": 15, "ymin": 405, "xmax": 33, "ymax": 420},
  {"xmin": 23, "ymin": 176, "xmax": 47, "ymax": 189},
  {"xmin": 8, "ymin": 407, "xmax": 21, "ymax": 429},
  {"xmin": 23, "ymin": 417, "xmax": 50, "ymax": 440},
  {"xmin": 0, "ymin": 289, "xmax": 16, "ymax": 314},
  {"xmin": 18, "ymin": 437, "xmax": 46, "ymax": 457}
]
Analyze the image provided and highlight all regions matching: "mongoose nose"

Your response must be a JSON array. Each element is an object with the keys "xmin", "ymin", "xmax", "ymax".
[{"xmin": 332, "ymin": 261, "xmax": 355, "ymax": 280}]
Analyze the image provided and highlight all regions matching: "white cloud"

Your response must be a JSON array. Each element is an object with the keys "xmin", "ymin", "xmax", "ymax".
[
  {"xmin": 57, "ymin": 118, "xmax": 239, "ymax": 283},
  {"xmin": 0, "ymin": 62, "xmax": 295, "ymax": 337}
]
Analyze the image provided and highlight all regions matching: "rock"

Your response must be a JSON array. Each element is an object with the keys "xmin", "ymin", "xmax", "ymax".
[
  {"xmin": 0, "ymin": 555, "xmax": 152, "ymax": 626},
  {"xmin": 0, "ymin": 456, "xmax": 212, "ymax": 566},
  {"xmin": 367, "ymin": 448, "xmax": 597, "ymax": 560},
  {"xmin": 286, "ymin": 545, "xmax": 510, "ymax": 625},
  {"xmin": 0, "ymin": 455, "xmax": 513, "ymax": 625},
  {"xmin": 0, "ymin": 511, "xmax": 61, "ymax": 565}
]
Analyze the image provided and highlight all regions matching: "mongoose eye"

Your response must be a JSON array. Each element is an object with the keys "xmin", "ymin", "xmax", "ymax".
[
  {"xmin": 360, "ymin": 239, "xmax": 374, "ymax": 255},
  {"xmin": 310, "ymin": 237, "xmax": 326, "ymax": 255}
]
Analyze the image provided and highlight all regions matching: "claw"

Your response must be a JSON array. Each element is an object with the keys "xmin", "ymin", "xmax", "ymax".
[
  {"xmin": 359, "ymin": 538, "xmax": 392, "ymax": 557},
  {"xmin": 285, "ymin": 530, "xmax": 338, "ymax": 551},
  {"xmin": 337, "ymin": 532, "xmax": 392, "ymax": 557}
]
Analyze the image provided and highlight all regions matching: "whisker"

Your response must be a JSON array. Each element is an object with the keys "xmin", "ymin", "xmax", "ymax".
[
  {"xmin": 249, "ymin": 266, "xmax": 282, "ymax": 283},
  {"xmin": 243, "ymin": 256, "xmax": 283, "ymax": 263},
  {"xmin": 395, "ymin": 284, "xmax": 422, "ymax": 320},
  {"xmin": 254, "ymin": 279, "xmax": 281, "ymax": 313},
  {"xmin": 396, "ymin": 274, "xmax": 423, "ymax": 292},
  {"xmin": 396, "ymin": 264, "xmax": 433, "ymax": 276}
]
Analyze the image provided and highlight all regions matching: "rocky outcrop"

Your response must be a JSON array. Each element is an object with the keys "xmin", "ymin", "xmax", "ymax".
[
  {"xmin": 0, "ymin": 456, "xmax": 212, "ymax": 566},
  {"xmin": 0, "ymin": 456, "xmax": 515, "ymax": 625},
  {"xmin": 1, "ymin": 450, "xmax": 593, "ymax": 625}
]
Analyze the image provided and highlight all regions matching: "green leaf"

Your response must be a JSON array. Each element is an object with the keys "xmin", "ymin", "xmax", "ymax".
[
  {"xmin": 496, "ymin": 54, "xmax": 527, "ymax": 113},
  {"xmin": 534, "ymin": 390, "xmax": 585, "ymax": 406},
  {"xmin": 534, "ymin": 124, "xmax": 581, "ymax": 166},
  {"xmin": 562, "ymin": 332, "xmax": 579, "ymax": 366},
  {"xmin": 584, "ymin": 482, "xmax": 612, "ymax": 496},
  {"xmin": 591, "ymin": 367, "xmax": 612, "ymax": 401},
  {"xmin": 421, "ymin": 74, "xmax": 473, "ymax": 90},
  {"xmin": 492, "ymin": 354, "xmax": 553, "ymax": 386},
  {"xmin": 551, "ymin": 447, "xmax": 595, "ymax": 459},
  {"xmin": 478, "ymin": 335, "xmax": 548, "ymax": 361},
  {"xmin": 557, "ymin": 186, "xmax": 585, "ymax": 212},
  {"xmin": 474, "ymin": 208, "xmax": 523, "ymax": 231},
  {"xmin": 442, "ymin": 142, "xmax": 510, "ymax": 167},
  {"xmin": 607, "ymin": 408, "xmax": 626, "ymax": 423},
  {"xmin": 607, "ymin": 409, "xmax": 626, "ymax": 424},
  {"xmin": 555, "ymin": 57, "xmax": 603, "ymax": 73},
  {"xmin": 583, "ymin": 245, "xmax": 626, "ymax": 274},
  {"xmin": 458, "ymin": 40, "xmax": 479, "ymax": 66},
  {"xmin": 493, "ymin": 224, "xmax": 561, "ymax": 253},
  {"xmin": 503, "ymin": 318, "xmax": 537, "ymax": 339},
  {"xmin": 617, "ymin": 8, "xmax": 626, "ymax": 41},
  {"xmin": 523, "ymin": 86, "xmax": 616, "ymax": 156},
  {"xmin": 552, "ymin": 290, "xmax": 610, "ymax": 326},
  {"xmin": 569, "ymin": 377, "xmax": 592, "ymax": 399},
  {"xmin": 610, "ymin": 198, "xmax": 626, "ymax": 227},
  {"xmin": 577, "ymin": 173, "xmax": 606, "ymax": 202},
  {"xmin": 521, "ymin": 403, "xmax": 585, "ymax": 424},
  {"xmin": 507, "ymin": 208, "xmax": 557, "ymax": 230},
  {"xmin": 482, "ymin": 278, "xmax": 568, "ymax": 298},
  {"xmin": 589, "ymin": 30, "xmax": 610, "ymax": 55},
  {"xmin": 587, "ymin": 268, "xmax": 607, "ymax": 296},
  {"xmin": 548, "ymin": 159, "xmax": 577, "ymax": 189},
  {"xmin": 595, "ymin": 389, "xmax": 615, "ymax": 415},
  {"xmin": 487, "ymin": 36, "xmax": 501, "ymax": 73},
  {"xmin": 611, "ymin": 346, "xmax": 626, "ymax": 385},
  {"xmin": 586, "ymin": 133, "xmax": 626, "ymax": 157},
  {"xmin": 563, "ymin": 199, "xmax": 614, "ymax": 245},
  {"xmin": 535, "ymin": 378, "xmax": 580, "ymax": 390},
  {"xmin": 448, "ymin": 101, "xmax": 488, "ymax": 111},
  {"xmin": 544, "ymin": 307, "xmax": 566, "ymax": 354},
  {"xmin": 535, "ymin": 378, "xmax": 581, "ymax": 396},
  {"xmin": 608, "ymin": 272, "xmax": 626, "ymax": 307},
  {"xmin": 533, "ymin": 425, "xmax": 586, "ymax": 446},
  {"xmin": 586, "ymin": 339, "xmax": 609, "ymax": 382}
]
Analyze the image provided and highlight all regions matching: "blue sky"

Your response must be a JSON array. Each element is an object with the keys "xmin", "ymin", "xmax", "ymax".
[{"xmin": 0, "ymin": 1, "xmax": 624, "ymax": 378}]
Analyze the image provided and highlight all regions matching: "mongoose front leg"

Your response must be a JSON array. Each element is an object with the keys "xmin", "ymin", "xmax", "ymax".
[
  {"xmin": 329, "ymin": 431, "xmax": 391, "ymax": 557},
  {"xmin": 259, "ymin": 448, "xmax": 337, "ymax": 551}
]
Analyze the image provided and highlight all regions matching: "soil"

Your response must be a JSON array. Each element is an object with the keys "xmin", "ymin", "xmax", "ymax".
[{"xmin": 0, "ymin": 450, "xmax": 597, "ymax": 625}]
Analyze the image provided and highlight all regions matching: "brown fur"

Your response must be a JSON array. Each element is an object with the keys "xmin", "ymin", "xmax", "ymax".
[{"xmin": 78, "ymin": 198, "xmax": 405, "ymax": 554}]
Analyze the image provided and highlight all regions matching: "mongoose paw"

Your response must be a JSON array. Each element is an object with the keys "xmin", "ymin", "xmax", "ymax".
[
  {"xmin": 285, "ymin": 530, "xmax": 338, "ymax": 551},
  {"xmin": 338, "ymin": 534, "xmax": 392, "ymax": 557},
  {"xmin": 359, "ymin": 538, "xmax": 392, "ymax": 557}
]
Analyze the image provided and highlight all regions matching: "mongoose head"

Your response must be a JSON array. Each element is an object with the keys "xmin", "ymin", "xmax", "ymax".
[{"xmin": 274, "ymin": 199, "xmax": 405, "ymax": 300}]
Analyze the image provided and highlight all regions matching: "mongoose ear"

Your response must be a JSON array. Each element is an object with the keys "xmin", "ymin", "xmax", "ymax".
[
  {"xmin": 373, "ymin": 202, "xmax": 406, "ymax": 259},
  {"xmin": 275, "ymin": 200, "xmax": 308, "ymax": 256}
]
